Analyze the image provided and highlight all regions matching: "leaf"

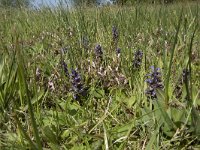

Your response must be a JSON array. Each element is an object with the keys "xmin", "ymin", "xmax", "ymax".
[
  {"xmin": 43, "ymin": 126, "xmax": 58, "ymax": 144},
  {"xmin": 156, "ymin": 100, "xmax": 175, "ymax": 129},
  {"xmin": 70, "ymin": 145, "xmax": 87, "ymax": 150},
  {"xmin": 146, "ymin": 131, "xmax": 157, "ymax": 150},
  {"xmin": 69, "ymin": 109, "xmax": 78, "ymax": 116},
  {"xmin": 103, "ymin": 123, "xmax": 109, "ymax": 150},
  {"xmin": 61, "ymin": 130, "xmax": 70, "ymax": 139},
  {"xmin": 155, "ymin": 89, "xmax": 177, "ymax": 131},
  {"xmin": 91, "ymin": 88, "xmax": 105, "ymax": 99},
  {"xmin": 124, "ymin": 95, "xmax": 136, "ymax": 108},
  {"xmin": 191, "ymin": 107, "xmax": 200, "ymax": 136},
  {"xmin": 22, "ymin": 89, "xmax": 45, "ymax": 111},
  {"xmin": 48, "ymin": 143, "xmax": 61, "ymax": 150},
  {"xmin": 111, "ymin": 119, "xmax": 135, "ymax": 135}
]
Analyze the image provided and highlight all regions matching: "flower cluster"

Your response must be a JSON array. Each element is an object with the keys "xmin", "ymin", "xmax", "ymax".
[
  {"xmin": 133, "ymin": 50, "xmax": 143, "ymax": 69},
  {"xmin": 145, "ymin": 66, "xmax": 164, "ymax": 99},
  {"xmin": 94, "ymin": 44, "xmax": 103, "ymax": 59},
  {"xmin": 70, "ymin": 69, "xmax": 87, "ymax": 104}
]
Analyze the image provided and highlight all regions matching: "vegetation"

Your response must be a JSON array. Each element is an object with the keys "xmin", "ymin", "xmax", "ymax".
[
  {"xmin": 73, "ymin": 0, "xmax": 198, "ymax": 6},
  {"xmin": 0, "ymin": 0, "xmax": 32, "ymax": 7},
  {"xmin": 0, "ymin": 2, "xmax": 200, "ymax": 149}
]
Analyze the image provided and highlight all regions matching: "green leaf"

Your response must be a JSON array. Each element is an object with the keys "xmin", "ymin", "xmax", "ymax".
[
  {"xmin": 171, "ymin": 107, "xmax": 186, "ymax": 127},
  {"xmin": 111, "ymin": 119, "xmax": 135, "ymax": 135},
  {"xmin": 146, "ymin": 131, "xmax": 157, "ymax": 150},
  {"xmin": 155, "ymin": 100, "xmax": 176, "ymax": 129},
  {"xmin": 123, "ymin": 95, "xmax": 136, "ymax": 108},
  {"xmin": 22, "ymin": 89, "xmax": 45, "ymax": 111},
  {"xmin": 91, "ymin": 88, "xmax": 105, "ymax": 99},
  {"xmin": 61, "ymin": 130, "xmax": 70, "ymax": 139},
  {"xmin": 191, "ymin": 107, "xmax": 200, "ymax": 136},
  {"xmin": 155, "ymin": 89, "xmax": 177, "ymax": 131},
  {"xmin": 43, "ymin": 126, "xmax": 58, "ymax": 144}
]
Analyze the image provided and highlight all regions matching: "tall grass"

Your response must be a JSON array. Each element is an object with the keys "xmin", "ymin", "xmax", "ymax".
[{"xmin": 0, "ymin": 2, "xmax": 200, "ymax": 149}]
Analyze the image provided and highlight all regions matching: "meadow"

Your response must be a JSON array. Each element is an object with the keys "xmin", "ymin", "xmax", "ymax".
[{"xmin": 0, "ymin": 2, "xmax": 200, "ymax": 149}]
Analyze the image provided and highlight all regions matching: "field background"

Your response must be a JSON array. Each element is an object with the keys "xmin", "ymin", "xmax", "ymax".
[{"xmin": 0, "ymin": 1, "xmax": 200, "ymax": 149}]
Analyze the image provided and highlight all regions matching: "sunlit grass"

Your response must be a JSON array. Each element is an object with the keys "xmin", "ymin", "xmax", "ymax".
[{"xmin": 0, "ymin": 2, "xmax": 200, "ymax": 149}]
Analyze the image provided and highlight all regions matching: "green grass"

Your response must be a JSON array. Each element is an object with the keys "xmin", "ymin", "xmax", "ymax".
[{"xmin": 0, "ymin": 2, "xmax": 200, "ymax": 149}]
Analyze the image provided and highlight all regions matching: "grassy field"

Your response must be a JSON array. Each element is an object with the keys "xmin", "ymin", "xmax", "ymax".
[{"xmin": 0, "ymin": 2, "xmax": 200, "ymax": 149}]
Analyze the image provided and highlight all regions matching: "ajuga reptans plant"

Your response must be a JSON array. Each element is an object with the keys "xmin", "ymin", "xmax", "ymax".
[
  {"xmin": 70, "ymin": 69, "xmax": 88, "ymax": 105},
  {"xmin": 145, "ymin": 66, "xmax": 164, "ymax": 99},
  {"xmin": 133, "ymin": 50, "xmax": 143, "ymax": 69},
  {"xmin": 94, "ymin": 44, "xmax": 103, "ymax": 60}
]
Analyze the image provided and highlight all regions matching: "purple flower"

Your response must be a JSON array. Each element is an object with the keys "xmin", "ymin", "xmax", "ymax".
[
  {"xmin": 116, "ymin": 48, "xmax": 121, "ymax": 54},
  {"xmin": 182, "ymin": 68, "xmax": 190, "ymax": 83},
  {"xmin": 133, "ymin": 50, "xmax": 143, "ymax": 69},
  {"xmin": 174, "ymin": 68, "xmax": 190, "ymax": 99},
  {"xmin": 145, "ymin": 66, "xmax": 164, "ymax": 99},
  {"xmin": 94, "ymin": 44, "xmax": 103, "ymax": 59},
  {"xmin": 112, "ymin": 26, "xmax": 119, "ymax": 43},
  {"xmin": 70, "ymin": 69, "xmax": 88, "ymax": 104},
  {"xmin": 61, "ymin": 61, "xmax": 69, "ymax": 77}
]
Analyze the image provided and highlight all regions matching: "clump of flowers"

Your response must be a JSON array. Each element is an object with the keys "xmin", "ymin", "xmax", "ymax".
[
  {"xmin": 94, "ymin": 44, "xmax": 103, "ymax": 59},
  {"xmin": 133, "ymin": 50, "xmax": 143, "ymax": 69},
  {"xmin": 70, "ymin": 69, "xmax": 87, "ymax": 104},
  {"xmin": 96, "ymin": 65, "xmax": 128, "ymax": 91},
  {"xmin": 145, "ymin": 66, "xmax": 164, "ymax": 99}
]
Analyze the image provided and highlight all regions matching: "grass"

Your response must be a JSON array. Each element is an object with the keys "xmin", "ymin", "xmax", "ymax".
[{"xmin": 0, "ymin": 2, "xmax": 200, "ymax": 149}]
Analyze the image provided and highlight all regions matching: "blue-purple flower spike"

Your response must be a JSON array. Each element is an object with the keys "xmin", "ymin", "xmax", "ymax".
[
  {"xmin": 145, "ymin": 66, "xmax": 164, "ymax": 99},
  {"xmin": 182, "ymin": 68, "xmax": 190, "ymax": 83},
  {"xmin": 94, "ymin": 44, "xmax": 103, "ymax": 59},
  {"xmin": 133, "ymin": 50, "xmax": 143, "ymax": 69},
  {"xmin": 112, "ymin": 26, "xmax": 119, "ymax": 43},
  {"xmin": 70, "ymin": 69, "xmax": 87, "ymax": 104},
  {"xmin": 116, "ymin": 48, "xmax": 121, "ymax": 54},
  {"xmin": 174, "ymin": 68, "xmax": 190, "ymax": 99},
  {"xmin": 61, "ymin": 61, "xmax": 69, "ymax": 77}
]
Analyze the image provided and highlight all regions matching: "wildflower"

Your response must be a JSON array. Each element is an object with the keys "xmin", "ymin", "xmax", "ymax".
[
  {"xmin": 48, "ymin": 81, "xmax": 55, "ymax": 91},
  {"xmin": 61, "ymin": 60, "xmax": 69, "ymax": 77},
  {"xmin": 133, "ymin": 50, "xmax": 143, "ymax": 69},
  {"xmin": 115, "ymin": 47, "xmax": 121, "ymax": 58},
  {"xmin": 70, "ymin": 69, "xmax": 87, "ymax": 104},
  {"xmin": 174, "ymin": 68, "xmax": 190, "ymax": 99},
  {"xmin": 116, "ymin": 48, "xmax": 121, "ymax": 54},
  {"xmin": 112, "ymin": 26, "xmax": 119, "ymax": 44},
  {"xmin": 48, "ymin": 74, "xmax": 58, "ymax": 91},
  {"xmin": 145, "ymin": 66, "xmax": 164, "ymax": 99},
  {"xmin": 94, "ymin": 44, "xmax": 103, "ymax": 59},
  {"xmin": 182, "ymin": 68, "xmax": 190, "ymax": 83},
  {"xmin": 35, "ymin": 67, "xmax": 41, "ymax": 81}
]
